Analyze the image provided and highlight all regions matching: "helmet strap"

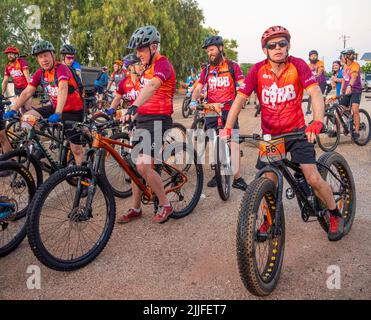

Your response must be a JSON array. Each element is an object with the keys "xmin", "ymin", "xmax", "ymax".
[{"xmin": 267, "ymin": 50, "xmax": 289, "ymax": 67}]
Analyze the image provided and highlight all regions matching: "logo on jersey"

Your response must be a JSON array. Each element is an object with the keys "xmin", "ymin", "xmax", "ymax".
[
  {"xmin": 10, "ymin": 69, "xmax": 24, "ymax": 78},
  {"xmin": 208, "ymin": 76, "xmax": 231, "ymax": 90},
  {"xmin": 261, "ymin": 83, "xmax": 297, "ymax": 107}
]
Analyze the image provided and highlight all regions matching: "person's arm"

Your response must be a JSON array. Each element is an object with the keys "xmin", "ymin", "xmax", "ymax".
[
  {"xmin": 306, "ymin": 85, "xmax": 325, "ymax": 143},
  {"xmin": 225, "ymin": 94, "xmax": 248, "ymax": 129},
  {"xmin": 55, "ymin": 81, "xmax": 68, "ymax": 114},
  {"xmin": 1, "ymin": 75, "xmax": 9, "ymax": 95},
  {"xmin": 23, "ymin": 69, "xmax": 31, "ymax": 84},
  {"xmin": 11, "ymin": 85, "xmax": 36, "ymax": 111},
  {"xmin": 132, "ymin": 77, "xmax": 162, "ymax": 107},
  {"xmin": 346, "ymin": 71, "xmax": 358, "ymax": 95},
  {"xmin": 106, "ymin": 80, "xmax": 113, "ymax": 91},
  {"xmin": 191, "ymin": 83, "xmax": 204, "ymax": 101}
]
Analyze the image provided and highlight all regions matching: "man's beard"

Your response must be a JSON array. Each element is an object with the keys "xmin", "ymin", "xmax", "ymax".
[
  {"xmin": 8, "ymin": 57, "xmax": 16, "ymax": 63},
  {"xmin": 309, "ymin": 58, "xmax": 318, "ymax": 64},
  {"xmin": 209, "ymin": 51, "xmax": 223, "ymax": 66}
]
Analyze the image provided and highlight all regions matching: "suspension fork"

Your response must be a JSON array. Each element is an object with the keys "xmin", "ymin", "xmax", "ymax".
[{"xmin": 255, "ymin": 166, "xmax": 284, "ymax": 236}]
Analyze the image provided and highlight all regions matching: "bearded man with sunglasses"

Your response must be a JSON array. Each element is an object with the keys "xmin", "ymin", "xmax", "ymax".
[{"xmin": 224, "ymin": 26, "xmax": 345, "ymax": 242}]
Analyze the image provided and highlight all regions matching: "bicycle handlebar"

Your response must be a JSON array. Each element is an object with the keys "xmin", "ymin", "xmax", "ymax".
[{"xmin": 238, "ymin": 131, "xmax": 307, "ymax": 143}]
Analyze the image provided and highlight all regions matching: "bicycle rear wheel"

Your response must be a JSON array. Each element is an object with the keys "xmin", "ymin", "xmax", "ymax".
[
  {"xmin": 316, "ymin": 152, "xmax": 356, "ymax": 235},
  {"xmin": 182, "ymin": 96, "xmax": 192, "ymax": 118},
  {"xmin": 316, "ymin": 112, "xmax": 340, "ymax": 152},
  {"xmin": 0, "ymin": 161, "xmax": 36, "ymax": 257},
  {"xmin": 237, "ymin": 177, "xmax": 285, "ymax": 297},
  {"xmin": 27, "ymin": 166, "xmax": 116, "ymax": 271},
  {"xmin": 353, "ymin": 109, "xmax": 371, "ymax": 146},
  {"xmin": 161, "ymin": 142, "xmax": 203, "ymax": 219},
  {"xmin": 215, "ymin": 136, "xmax": 232, "ymax": 201}
]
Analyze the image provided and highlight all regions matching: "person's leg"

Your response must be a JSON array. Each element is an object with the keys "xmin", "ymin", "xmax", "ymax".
[
  {"xmin": 0, "ymin": 130, "xmax": 12, "ymax": 154},
  {"xmin": 69, "ymin": 143, "xmax": 84, "ymax": 166}
]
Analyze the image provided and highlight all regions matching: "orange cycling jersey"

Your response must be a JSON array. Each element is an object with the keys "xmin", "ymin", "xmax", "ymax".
[
  {"xmin": 342, "ymin": 61, "xmax": 362, "ymax": 93},
  {"xmin": 308, "ymin": 60, "xmax": 326, "ymax": 84},
  {"xmin": 238, "ymin": 56, "xmax": 318, "ymax": 136},
  {"xmin": 138, "ymin": 54, "xmax": 176, "ymax": 116},
  {"xmin": 116, "ymin": 77, "xmax": 141, "ymax": 106},
  {"xmin": 4, "ymin": 58, "xmax": 29, "ymax": 89}
]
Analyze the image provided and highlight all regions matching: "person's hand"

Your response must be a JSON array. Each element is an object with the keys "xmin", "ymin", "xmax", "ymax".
[
  {"xmin": 3, "ymin": 109, "xmax": 17, "ymax": 120},
  {"xmin": 345, "ymin": 85, "xmax": 352, "ymax": 95},
  {"xmin": 219, "ymin": 128, "xmax": 232, "ymax": 140},
  {"xmin": 305, "ymin": 121, "xmax": 323, "ymax": 143},
  {"xmin": 189, "ymin": 100, "xmax": 199, "ymax": 110},
  {"xmin": 106, "ymin": 107, "xmax": 116, "ymax": 116},
  {"xmin": 124, "ymin": 105, "xmax": 138, "ymax": 123},
  {"xmin": 48, "ymin": 113, "xmax": 62, "ymax": 124}
]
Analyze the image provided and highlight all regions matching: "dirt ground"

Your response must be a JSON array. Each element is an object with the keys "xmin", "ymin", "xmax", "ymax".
[{"xmin": 1, "ymin": 94, "xmax": 370, "ymax": 300}]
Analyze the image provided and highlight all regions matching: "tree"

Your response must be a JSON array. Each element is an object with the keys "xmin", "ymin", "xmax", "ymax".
[
  {"xmin": 240, "ymin": 63, "xmax": 254, "ymax": 76},
  {"xmin": 361, "ymin": 63, "xmax": 371, "ymax": 74}
]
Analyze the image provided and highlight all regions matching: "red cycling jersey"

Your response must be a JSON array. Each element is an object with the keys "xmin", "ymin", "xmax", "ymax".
[
  {"xmin": 199, "ymin": 59, "xmax": 244, "ymax": 111},
  {"xmin": 30, "ymin": 62, "xmax": 83, "ymax": 112},
  {"xmin": 238, "ymin": 56, "xmax": 318, "ymax": 135},
  {"xmin": 4, "ymin": 58, "xmax": 29, "ymax": 89},
  {"xmin": 138, "ymin": 54, "xmax": 176, "ymax": 116},
  {"xmin": 116, "ymin": 76, "xmax": 141, "ymax": 106}
]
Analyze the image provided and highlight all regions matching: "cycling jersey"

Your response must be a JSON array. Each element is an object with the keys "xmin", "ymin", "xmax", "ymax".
[
  {"xmin": 110, "ymin": 70, "xmax": 126, "ymax": 87},
  {"xmin": 138, "ymin": 54, "xmax": 176, "ymax": 116},
  {"xmin": 116, "ymin": 77, "xmax": 141, "ymax": 106},
  {"xmin": 308, "ymin": 60, "xmax": 326, "ymax": 85},
  {"xmin": 199, "ymin": 59, "xmax": 244, "ymax": 111},
  {"xmin": 238, "ymin": 56, "xmax": 318, "ymax": 135},
  {"xmin": 4, "ymin": 58, "xmax": 29, "ymax": 89},
  {"xmin": 342, "ymin": 61, "xmax": 362, "ymax": 93},
  {"xmin": 30, "ymin": 63, "xmax": 83, "ymax": 112}
]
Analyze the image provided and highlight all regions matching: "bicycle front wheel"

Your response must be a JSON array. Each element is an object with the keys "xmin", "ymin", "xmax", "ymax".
[
  {"xmin": 0, "ymin": 161, "xmax": 36, "ymax": 257},
  {"xmin": 27, "ymin": 166, "xmax": 116, "ymax": 271},
  {"xmin": 353, "ymin": 109, "xmax": 371, "ymax": 146},
  {"xmin": 316, "ymin": 111, "xmax": 340, "ymax": 152},
  {"xmin": 237, "ymin": 177, "xmax": 285, "ymax": 297},
  {"xmin": 215, "ymin": 136, "xmax": 232, "ymax": 201}
]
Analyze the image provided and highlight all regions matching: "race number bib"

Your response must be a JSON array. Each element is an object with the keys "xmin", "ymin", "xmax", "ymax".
[{"xmin": 259, "ymin": 138, "xmax": 286, "ymax": 163}]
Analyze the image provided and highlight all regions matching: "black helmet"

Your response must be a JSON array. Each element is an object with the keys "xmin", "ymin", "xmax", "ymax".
[
  {"xmin": 309, "ymin": 50, "xmax": 318, "ymax": 56},
  {"xmin": 60, "ymin": 44, "xmax": 77, "ymax": 55},
  {"xmin": 202, "ymin": 36, "xmax": 224, "ymax": 49},
  {"xmin": 31, "ymin": 40, "xmax": 55, "ymax": 56},
  {"xmin": 127, "ymin": 25, "xmax": 161, "ymax": 49},
  {"xmin": 123, "ymin": 53, "xmax": 141, "ymax": 67}
]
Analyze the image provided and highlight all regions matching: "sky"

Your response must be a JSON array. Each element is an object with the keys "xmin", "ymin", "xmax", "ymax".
[{"xmin": 197, "ymin": 0, "xmax": 371, "ymax": 70}]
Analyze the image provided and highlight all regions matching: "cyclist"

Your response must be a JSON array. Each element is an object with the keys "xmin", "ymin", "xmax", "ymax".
[
  {"xmin": 190, "ymin": 35, "xmax": 248, "ymax": 190},
  {"xmin": 94, "ymin": 66, "xmax": 109, "ymax": 102},
  {"xmin": 340, "ymin": 48, "xmax": 363, "ymax": 140},
  {"xmin": 117, "ymin": 25, "xmax": 176, "ymax": 224},
  {"xmin": 3, "ymin": 40, "xmax": 85, "ymax": 166},
  {"xmin": 306, "ymin": 50, "xmax": 326, "ymax": 115},
  {"xmin": 106, "ymin": 53, "xmax": 143, "ymax": 114},
  {"xmin": 224, "ymin": 26, "xmax": 344, "ymax": 241},
  {"xmin": 107, "ymin": 59, "xmax": 126, "ymax": 92},
  {"xmin": 60, "ymin": 44, "xmax": 82, "ymax": 80},
  {"xmin": 185, "ymin": 67, "xmax": 198, "ymax": 91},
  {"xmin": 331, "ymin": 60, "xmax": 343, "ymax": 97}
]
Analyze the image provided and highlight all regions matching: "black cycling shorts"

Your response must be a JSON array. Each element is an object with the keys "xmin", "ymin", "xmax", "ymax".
[
  {"xmin": 132, "ymin": 114, "xmax": 173, "ymax": 159},
  {"xmin": 256, "ymin": 129, "xmax": 316, "ymax": 169},
  {"xmin": 339, "ymin": 93, "xmax": 362, "ymax": 107}
]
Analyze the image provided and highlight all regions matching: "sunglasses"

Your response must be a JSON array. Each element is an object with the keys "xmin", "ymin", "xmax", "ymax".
[
  {"xmin": 65, "ymin": 56, "xmax": 75, "ymax": 60},
  {"xmin": 266, "ymin": 40, "xmax": 289, "ymax": 50}
]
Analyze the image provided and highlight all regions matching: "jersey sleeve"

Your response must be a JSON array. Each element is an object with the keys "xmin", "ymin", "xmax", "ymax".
[
  {"xmin": 19, "ymin": 58, "xmax": 29, "ymax": 70},
  {"xmin": 291, "ymin": 57, "xmax": 318, "ymax": 89},
  {"xmin": 4, "ymin": 66, "xmax": 10, "ymax": 77},
  {"xmin": 56, "ymin": 64, "xmax": 70, "ymax": 82},
  {"xmin": 233, "ymin": 63, "xmax": 245, "ymax": 82},
  {"xmin": 153, "ymin": 57, "xmax": 173, "ymax": 82},
  {"xmin": 351, "ymin": 62, "xmax": 360, "ymax": 75},
  {"xmin": 29, "ymin": 69, "xmax": 43, "ymax": 87},
  {"xmin": 198, "ymin": 68, "xmax": 207, "ymax": 86},
  {"xmin": 237, "ymin": 64, "xmax": 259, "ymax": 97}
]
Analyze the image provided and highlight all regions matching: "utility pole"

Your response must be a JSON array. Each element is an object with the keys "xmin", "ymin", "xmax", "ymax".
[{"xmin": 339, "ymin": 35, "xmax": 351, "ymax": 49}]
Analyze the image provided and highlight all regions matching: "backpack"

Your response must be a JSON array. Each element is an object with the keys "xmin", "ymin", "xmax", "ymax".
[
  {"xmin": 42, "ymin": 63, "xmax": 84, "ymax": 99},
  {"xmin": 202, "ymin": 59, "xmax": 237, "ymax": 99}
]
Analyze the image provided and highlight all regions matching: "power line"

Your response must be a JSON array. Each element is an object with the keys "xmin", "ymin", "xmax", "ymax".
[{"xmin": 339, "ymin": 35, "xmax": 351, "ymax": 49}]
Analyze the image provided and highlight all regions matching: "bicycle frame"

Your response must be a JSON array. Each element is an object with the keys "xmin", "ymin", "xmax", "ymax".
[{"xmin": 87, "ymin": 132, "xmax": 189, "ymax": 203}]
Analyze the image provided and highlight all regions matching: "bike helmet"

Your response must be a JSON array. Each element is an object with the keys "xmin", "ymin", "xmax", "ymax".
[
  {"xmin": 123, "ymin": 53, "xmax": 141, "ymax": 67},
  {"xmin": 31, "ymin": 40, "xmax": 55, "ymax": 56},
  {"xmin": 202, "ymin": 36, "xmax": 224, "ymax": 49},
  {"xmin": 60, "ymin": 44, "xmax": 77, "ymax": 55},
  {"xmin": 341, "ymin": 47, "xmax": 355, "ymax": 55},
  {"xmin": 309, "ymin": 50, "xmax": 318, "ymax": 56},
  {"xmin": 127, "ymin": 25, "xmax": 161, "ymax": 49},
  {"xmin": 4, "ymin": 46, "xmax": 19, "ymax": 55},
  {"xmin": 261, "ymin": 26, "xmax": 291, "ymax": 48}
]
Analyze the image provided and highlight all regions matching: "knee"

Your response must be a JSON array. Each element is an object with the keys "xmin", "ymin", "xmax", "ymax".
[
  {"xmin": 136, "ymin": 162, "xmax": 149, "ymax": 177},
  {"xmin": 71, "ymin": 145, "xmax": 83, "ymax": 156},
  {"xmin": 305, "ymin": 171, "xmax": 323, "ymax": 189}
]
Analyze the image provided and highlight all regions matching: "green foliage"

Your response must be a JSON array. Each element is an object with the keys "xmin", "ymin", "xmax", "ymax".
[
  {"xmin": 0, "ymin": 0, "xmax": 240, "ymax": 82},
  {"xmin": 240, "ymin": 63, "xmax": 254, "ymax": 76},
  {"xmin": 361, "ymin": 62, "xmax": 371, "ymax": 74}
]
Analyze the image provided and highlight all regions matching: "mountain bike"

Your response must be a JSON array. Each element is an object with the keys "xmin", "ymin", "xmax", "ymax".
[
  {"xmin": 27, "ymin": 119, "xmax": 203, "ymax": 271},
  {"xmin": 234, "ymin": 131, "xmax": 355, "ymax": 296},
  {"xmin": 0, "ymin": 161, "xmax": 36, "ymax": 256},
  {"xmin": 316, "ymin": 95, "xmax": 371, "ymax": 151}
]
